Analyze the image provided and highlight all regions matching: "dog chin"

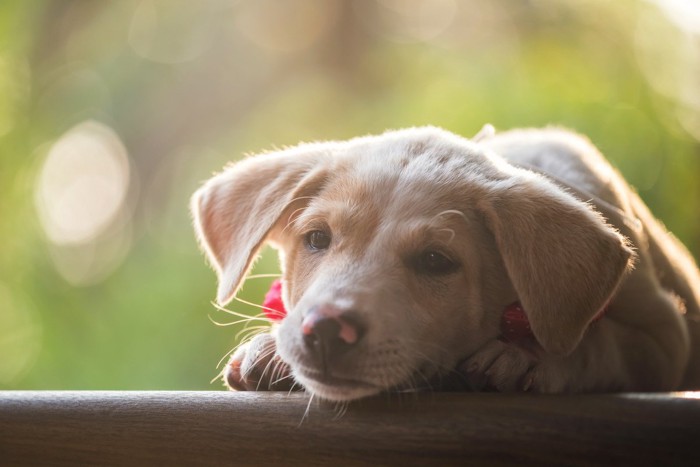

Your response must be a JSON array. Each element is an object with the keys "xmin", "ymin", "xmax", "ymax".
[{"xmin": 293, "ymin": 370, "xmax": 383, "ymax": 402}]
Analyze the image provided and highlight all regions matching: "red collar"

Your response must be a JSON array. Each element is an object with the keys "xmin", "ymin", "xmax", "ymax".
[
  {"xmin": 499, "ymin": 301, "xmax": 607, "ymax": 344},
  {"xmin": 262, "ymin": 279, "xmax": 287, "ymax": 321},
  {"xmin": 499, "ymin": 302, "xmax": 533, "ymax": 343}
]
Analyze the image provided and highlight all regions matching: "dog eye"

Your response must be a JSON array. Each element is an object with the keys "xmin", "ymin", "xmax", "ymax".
[
  {"xmin": 304, "ymin": 230, "xmax": 331, "ymax": 251},
  {"xmin": 414, "ymin": 250, "xmax": 459, "ymax": 275}
]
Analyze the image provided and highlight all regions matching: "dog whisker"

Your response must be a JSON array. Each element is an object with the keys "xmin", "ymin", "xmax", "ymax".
[
  {"xmin": 235, "ymin": 325, "xmax": 270, "ymax": 344},
  {"xmin": 332, "ymin": 401, "xmax": 349, "ymax": 420},
  {"xmin": 271, "ymin": 359, "xmax": 292, "ymax": 387},
  {"xmin": 208, "ymin": 314, "xmax": 266, "ymax": 328},
  {"xmin": 437, "ymin": 228, "xmax": 456, "ymax": 244},
  {"xmin": 291, "ymin": 215, "xmax": 327, "ymax": 237},
  {"xmin": 270, "ymin": 372, "xmax": 295, "ymax": 387},
  {"xmin": 245, "ymin": 345, "xmax": 277, "ymax": 375},
  {"xmin": 428, "ymin": 209, "xmax": 466, "ymax": 227},
  {"xmin": 287, "ymin": 380, "xmax": 301, "ymax": 395},
  {"xmin": 280, "ymin": 194, "xmax": 319, "ymax": 236},
  {"xmin": 247, "ymin": 347, "xmax": 278, "ymax": 383},
  {"xmin": 215, "ymin": 345, "xmax": 239, "ymax": 369},
  {"xmin": 229, "ymin": 295, "xmax": 281, "ymax": 318},
  {"xmin": 255, "ymin": 357, "xmax": 278, "ymax": 391},
  {"xmin": 210, "ymin": 300, "xmax": 270, "ymax": 322},
  {"xmin": 287, "ymin": 195, "xmax": 316, "ymax": 203},
  {"xmin": 210, "ymin": 366, "xmax": 228, "ymax": 385},
  {"xmin": 298, "ymin": 393, "xmax": 316, "ymax": 427},
  {"xmin": 284, "ymin": 195, "xmax": 316, "ymax": 211},
  {"xmin": 268, "ymin": 359, "xmax": 282, "ymax": 385},
  {"xmin": 280, "ymin": 206, "xmax": 311, "ymax": 236},
  {"xmin": 410, "ymin": 369, "xmax": 434, "ymax": 392},
  {"xmin": 243, "ymin": 273, "xmax": 282, "ymax": 280}
]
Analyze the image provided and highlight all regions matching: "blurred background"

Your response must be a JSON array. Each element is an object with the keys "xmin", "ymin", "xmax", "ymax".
[{"xmin": 1, "ymin": 0, "xmax": 698, "ymax": 390}]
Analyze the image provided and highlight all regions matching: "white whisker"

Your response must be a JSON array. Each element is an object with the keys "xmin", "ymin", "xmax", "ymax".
[
  {"xmin": 254, "ymin": 350, "xmax": 280, "ymax": 390},
  {"xmin": 211, "ymin": 369, "xmax": 225, "ymax": 385},
  {"xmin": 333, "ymin": 401, "xmax": 349, "ymax": 420},
  {"xmin": 244, "ymin": 273, "xmax": 282, "ymax": 280},
  {"xmin": 208, "ymin": 314, "xmax": 266, "ymax": 328},
  {"xmin": 210, "ymin": 301, "xmax": 270, "ymax": 322},
  {"xmin": 271, "ymin": 373, "xmax": 295, "ymax": 387},
  {"xmin": 215, "ymin": 345, "xmax": 238, "ymax": 369},
  {"xmin": 429, "ymin": 209, "xmax": 467, "ymax": 226},
  {"xmin": 281, "ymin": 206, "xmax": 310, "ymax": 235},
  {"xmin": 235, "ymin": 325, "xmax": 270, "ymax": 343},
  {"xmin": 230, "ymin": 295, "xmax": 282, "ymax": 317},
  {"xmin": 299, "ymin": 393, "xmax": 316, "ymax": 426},
  {"xmin": 288, "ymin": 381, "xmax": 302, "ymax": 395}
]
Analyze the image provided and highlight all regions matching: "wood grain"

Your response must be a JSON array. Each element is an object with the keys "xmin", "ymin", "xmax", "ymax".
[{"xmin": 0, "ymin": 391, "xmax": 698, "ymax": 466}]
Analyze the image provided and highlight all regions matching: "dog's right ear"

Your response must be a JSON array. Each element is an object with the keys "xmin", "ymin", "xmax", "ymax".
[
  {"xmin": 477, "ymin": 170, "xmax": 635, "ymax": 356},
  {"xmin": 191, "ymin": 148, "xmax": 331, "ymax": 305}
]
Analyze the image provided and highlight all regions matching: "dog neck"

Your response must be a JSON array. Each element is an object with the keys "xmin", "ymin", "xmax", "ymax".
[{"xmin": 499, "ymin": 301, "xmax": 608, "ymax": 345}]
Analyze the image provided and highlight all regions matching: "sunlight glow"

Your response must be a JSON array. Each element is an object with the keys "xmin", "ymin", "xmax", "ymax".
[
  {"xmin": 36, "ymin": 121, "xmax": 130, "ymax": 246},
  {"xmin": 671, "ymin": 391, "xmax": 700, "ymax": 399},
  {"xmin": 636, "ymin": 1, "xmax": 700, "ymax": 140},
  {"xmin": 648, "ymin": 0, "xmax": 700, "ymax": 35}
]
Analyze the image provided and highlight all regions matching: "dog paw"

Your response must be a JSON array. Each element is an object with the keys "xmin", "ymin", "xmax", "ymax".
[
  {"xmin": 224, "ymin": 333, "xmax": 298, "ymax": 392},
  {"xmin": 460, "ymin": 340, "xmax": 540, "ymax": 392}
]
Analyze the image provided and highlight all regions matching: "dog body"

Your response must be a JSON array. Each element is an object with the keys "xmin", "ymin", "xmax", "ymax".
[{"xmin": 192, "ymin": 126, "xmax": 700, "ymax": 401}]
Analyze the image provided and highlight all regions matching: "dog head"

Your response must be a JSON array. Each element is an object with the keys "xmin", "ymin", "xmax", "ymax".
[{"xmin": 192, "ymin": 127, "xmax": 634, "ymax": 401}]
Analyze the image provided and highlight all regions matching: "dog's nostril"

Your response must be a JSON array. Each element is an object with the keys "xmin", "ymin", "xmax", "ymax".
[
  {"xmin": 303, "ymin": 317, "xmax": 341, "ymax": 348},
  {"xmin": 337, "ymin": 311, "xmax": 366, "ymax": 344},
  {"xmin": 301, "ymin": 308, "xmax": 366, "ymax": 361}
]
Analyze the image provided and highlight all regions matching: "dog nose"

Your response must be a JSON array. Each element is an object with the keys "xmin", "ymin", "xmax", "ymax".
[{"xmin": 302, "ymin": 305, "xmax": 365, "ymax": 362}]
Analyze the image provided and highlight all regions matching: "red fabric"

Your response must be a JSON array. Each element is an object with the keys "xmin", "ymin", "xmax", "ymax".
[
  {"xmin": 500, "ymin": 301, "xmax": 607, "ymax": 344},
  {"xmin": 500, "ymin": 302, "xmax": 532, "ymax": 343},
  {"xmin": 262, "ymin": 279, "xmax": 287, "ymax": 321}
]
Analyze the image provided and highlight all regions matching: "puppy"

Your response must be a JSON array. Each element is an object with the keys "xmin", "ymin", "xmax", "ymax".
[{"xmin": 192, "ymin": 126, "xmax": 700, "ymax": 401}]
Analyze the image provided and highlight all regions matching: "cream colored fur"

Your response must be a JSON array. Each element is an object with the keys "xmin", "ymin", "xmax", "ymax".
[{"xmin": 192, "ymin": 126, "xmax": 700, "ymax": 401}]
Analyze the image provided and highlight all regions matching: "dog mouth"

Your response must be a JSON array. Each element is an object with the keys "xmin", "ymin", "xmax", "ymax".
[
  {"xmin": 297, "ymin": 368, "xmax": 379, "ymax": 389},
  {"xmin": 293, "ymin": 363, "xmax": 461, "ymax": 401},
  {"xmin": 285, "ymin": 348, "xmax": 465, "ymax": 400},
  {"xmin": 295, "ymin": 367, "xmax": 467, "ymax": 401},
  {"xmin": 294, "ymin": 368, "xmax": 383, "ymax": 401}
]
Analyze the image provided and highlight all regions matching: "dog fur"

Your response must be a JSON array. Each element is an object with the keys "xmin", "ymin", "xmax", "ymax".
[{"xmin": 192, "ymin": 126, "xmax": 700, "ymax": 401}]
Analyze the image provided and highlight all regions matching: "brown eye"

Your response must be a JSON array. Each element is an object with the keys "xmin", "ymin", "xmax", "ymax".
[
  {"xmin": 414, "ymin": 250, "xmax": 459, "ymax": 276},
  {"xmin": 304, "ymin": 230, "xmax": 331, "ymax": 251}
]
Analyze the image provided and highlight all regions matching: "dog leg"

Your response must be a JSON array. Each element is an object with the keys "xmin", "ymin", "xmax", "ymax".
[
  {"xmin": 224, "ymin": 333, "xmax": 298, "ymax": 392},
  {"xmin": 461, "ymin": 340, "xmax": 540, "ymax": 392},
  {"xmin": 461, "ymin": 291, "xmax": 690, "ymax": 394}
]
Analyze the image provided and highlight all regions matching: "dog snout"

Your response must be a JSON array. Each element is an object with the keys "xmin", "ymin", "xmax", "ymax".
[{"xmin": 302, "ymin": 304, "xmax": 366, "ymax": 365}]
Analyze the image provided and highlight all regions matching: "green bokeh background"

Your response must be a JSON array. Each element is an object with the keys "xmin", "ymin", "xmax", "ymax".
[{"xmin": 1, "ymin": 0, "xmax": 698, "ymax": 390}]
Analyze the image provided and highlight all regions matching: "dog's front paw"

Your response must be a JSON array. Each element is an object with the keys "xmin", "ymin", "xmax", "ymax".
[
  {"xmin": 224, "ymin": 333, "xmax": 297, "ymax": 392},
  {"xmin": 460, "ymin": 340, "xmax": 540, "ymax": 392}
]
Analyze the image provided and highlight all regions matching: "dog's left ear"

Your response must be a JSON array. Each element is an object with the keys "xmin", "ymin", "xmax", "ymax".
[
  {"xmin": 191, "ymin": 148, "xmax": 331, "ymax": 305},
  {"xmin": 478, "ymin": 172, "xmax": 635, "ymax": 356}
]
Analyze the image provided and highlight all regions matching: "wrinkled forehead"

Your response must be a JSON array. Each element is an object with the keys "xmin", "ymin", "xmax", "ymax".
[
  {"xmin": 295, "ymin": 137, "xmax": 490, "ymax": 242},
  {"xmin": 329, "ymin": 135, "xmax": 492, "ymax": 208}
]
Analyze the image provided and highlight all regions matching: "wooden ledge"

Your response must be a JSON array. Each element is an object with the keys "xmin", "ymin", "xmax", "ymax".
[{"xmin": 1, "ymin": 391, "xmax": 698, "ymax": 466}]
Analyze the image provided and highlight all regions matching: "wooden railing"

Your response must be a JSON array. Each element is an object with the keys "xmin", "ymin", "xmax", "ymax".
[{"xmin": 1, "ymin": 391, "xmax": 698, "ymax": 466}]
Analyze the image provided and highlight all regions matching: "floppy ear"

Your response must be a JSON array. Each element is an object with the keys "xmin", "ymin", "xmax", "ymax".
[
  {"xmin": 478, "ymin": 172, "xmax": 635, "ymax": 356},
  {"xmin": 191, "ymin": 148, "xmax": 331, "ymax": 305}
]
